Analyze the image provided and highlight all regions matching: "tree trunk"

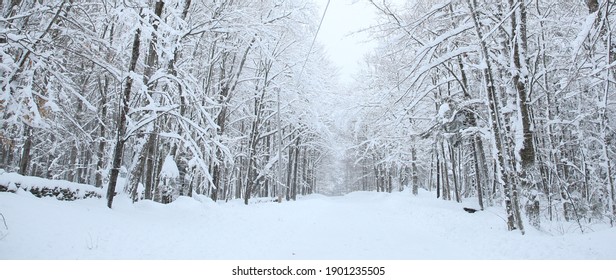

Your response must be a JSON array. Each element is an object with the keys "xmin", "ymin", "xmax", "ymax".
[
  {"xmin": 466, "ymin": 0, "xmax": 519, "ymax": 232},
  {"xmin": 107, "ymin": 23, "xmax": 141, "ymax": 209},
  {"xmin": 472, "ymin": 137, "xmax": 484, "ymax": 210},
  {"xmin": 291, "ymin": 136, "xmax": 301, "ymax": 200},
  {"xmin": 95, "ymin": 75, "xmax": 108, "ymax": 189},
  {"xmin": 166, "ymin": 0, "xmax": 191, "ymax": 197},
  {"xmin": 411, "ymin": 146, "xmax": 418, "ymax": 195},
  {"xmin": 301, "ymin": 147, "xmax": 308, "ymax": 196},
  {"xmin": 18, "ymin": 126, "xmax": 32, "ymax": 175},
  {"xmin": 601, "ymin": 1, "xmax": 616, "ymax": 221},
  {"xmin": 510, "ymin": 0, "xmax": 535, "ymax": 165},
  {"xmin": 127, "ymin": 132, "xmax": 151, "ymax": 202},
  {"xmin": 436, "ymin": 151, "xmax": 441, "ymax": 199},
  {"xmin": 449, "ymin": 144, "xmax": 461, "ymax": 203},
  {"xmin": 68, "ymin": 142, "xmax": 78, "ymax": 181},
  {"xmin": 143, "ymin": 129, "xmax": 159, "ymax": 200},
  {"xmin": 286, "ymin": 141, "xmax": 293, "ymax": 200},
  {"xmin": 509, "ymin": 0, "xmax": 529, "ymax": 234}
]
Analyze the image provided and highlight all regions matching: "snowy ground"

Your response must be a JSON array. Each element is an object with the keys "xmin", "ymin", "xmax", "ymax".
[{"xmin": 1, "ymin": 188, "xmax": 615, "ymax": 260}]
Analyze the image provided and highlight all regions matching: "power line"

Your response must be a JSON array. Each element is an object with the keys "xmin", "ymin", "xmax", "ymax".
[{"xmin": 299, "ymin": 0, "xmax": 331, "ymax": 79}]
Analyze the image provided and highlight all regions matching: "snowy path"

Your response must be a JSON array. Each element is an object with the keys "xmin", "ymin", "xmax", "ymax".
[{"xmin": 1, "ymin": 189, "xmax": 615, "ymax": 259}]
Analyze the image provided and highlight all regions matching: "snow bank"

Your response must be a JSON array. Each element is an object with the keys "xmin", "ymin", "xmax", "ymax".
[{"xmin": 0, "ymin": 171, "xmax": 103, "ymax": 200}]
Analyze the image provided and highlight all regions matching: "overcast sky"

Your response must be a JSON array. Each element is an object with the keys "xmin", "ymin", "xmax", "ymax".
[{"xmin": 314, "ymin": 0, "xmax": 378, "ymax": 85}]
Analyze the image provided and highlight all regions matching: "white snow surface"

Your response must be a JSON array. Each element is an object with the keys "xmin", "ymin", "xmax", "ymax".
[{"xmin": 1, "ymin": 188, "xmax": 615, "ymax": 260}]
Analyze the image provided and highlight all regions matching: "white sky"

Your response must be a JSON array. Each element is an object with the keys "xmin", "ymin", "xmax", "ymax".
[{"xmin": 314, "ymin": 0, "xmax": 378, "ymax": 85}]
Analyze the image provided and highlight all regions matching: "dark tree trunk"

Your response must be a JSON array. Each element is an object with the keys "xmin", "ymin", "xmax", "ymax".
[
  {"xmin": 286, "ymin": 142, "xmax": 293, "ymax": 201},
  {"xmin": 411, "ymin": 146, "xmax": 418, "ymax": 195},
  {"xmin": 68, "ymin": 143, "xmax": 78, "ymax": 181},
  {"xmin": 510, "ymin": 0, "xmax": 535, "ymax": 167},
  {"xmin": 387, "ymin": 168, "xmax": 393, "ymax": 193},
  {"xmin": 143, "ymin": 131, "xmax": 158, "ymax": 200},
  {"xmin": 18, "ymin": 126, "xmax": 32, "ymax": 176},
  {"xmin": 95, "ymin": 75, "xmax": 108, "ymax": 189},
  {"xmin": 472, "ymin": 137, "xmax": 484, "ymax": 210},
  {"xmin": 449, "ymin": 144, "xmax": 461, "ymax": 203},
  {"xmin": 107, "ymin": 24, "xmax": 141, "ymax": 209},
  {"xmin": 436, "ymin": 151, "xmax": 441, "ymax": 199},
  {"xmin": 133, "ymin": 0, "xmax": 164, "ymax": 201},
  {"xmin": 302, "ymin": 148, "xmax": 309, "ymax": 195},
  {"xmin": 509, "ymin": 0, "xmax": 529, "ymax": 234},
  {"xmin": 291, "ymin": 136, "xmax": 300, "ymax": 200},
  {"xmin": 374, "ymin": 165, "xmax": 380, "ymax": 192}
]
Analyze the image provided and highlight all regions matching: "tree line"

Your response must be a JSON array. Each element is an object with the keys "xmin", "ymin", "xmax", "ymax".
[
  {"xmin": 0, "ymin": 0, "xmax": 336, "ymax": 207},
  {"xmin": 343, "ymin": 0, "xmax": 616, "ymax": 233}
]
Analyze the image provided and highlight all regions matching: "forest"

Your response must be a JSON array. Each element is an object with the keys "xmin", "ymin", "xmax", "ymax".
[{"xmin": 1, "ymin": 0, "xmax": 615, "ymax": 235}]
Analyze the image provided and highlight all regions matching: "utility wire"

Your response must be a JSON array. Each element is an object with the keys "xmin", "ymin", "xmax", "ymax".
[{"xmin": 299, "ymin": 0, "xmax": 331, "ymax": 79}]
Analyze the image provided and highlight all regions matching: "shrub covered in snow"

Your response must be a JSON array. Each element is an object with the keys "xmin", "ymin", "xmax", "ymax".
[{"xmin": 0, "ymin": 172, "xmax": 103, "ymax": 201}]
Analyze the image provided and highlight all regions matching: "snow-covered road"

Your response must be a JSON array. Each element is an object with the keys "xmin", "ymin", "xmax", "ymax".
[{"xmin": 1, "ymin": 189, "xmax": 615, "ymax": 259}]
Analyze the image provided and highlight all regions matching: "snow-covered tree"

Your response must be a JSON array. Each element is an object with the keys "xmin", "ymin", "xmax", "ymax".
[{"xmin": 351, "ymin": 0, "xmax": 616, "ymax": 233}]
